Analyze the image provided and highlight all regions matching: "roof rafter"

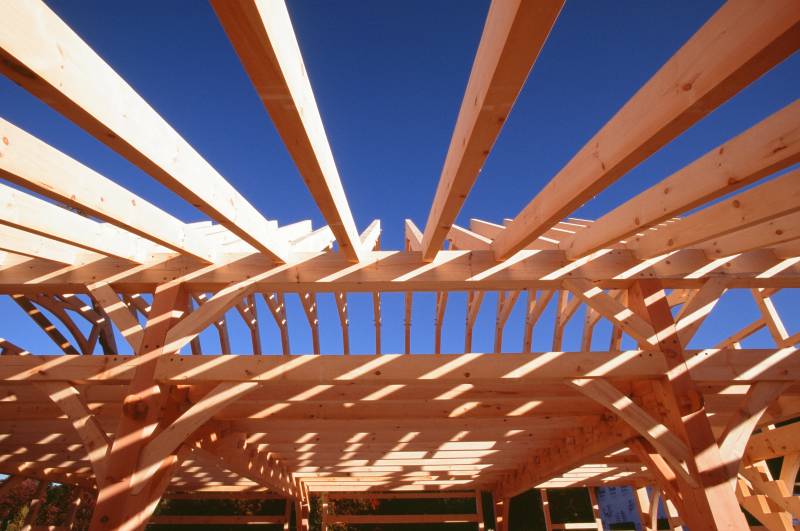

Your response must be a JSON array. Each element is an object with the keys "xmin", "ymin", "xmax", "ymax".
[
  {"xmin": 0, "ymin": 0, "xmax": 289, "ymax": 262},
  {"xmin": 494, "ymin": 0, "xmax": 800, "ymax": 259},
  {"xmin": 421, "ymin": 0, "xmax": 563, "ymax": 260},
  {"xmin": 211, "ymin": 0, "xmax": 365, "ymax": 262}
]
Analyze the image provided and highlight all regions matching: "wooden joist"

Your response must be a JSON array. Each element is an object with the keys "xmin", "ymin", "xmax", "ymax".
[
  {"xmin": 0, "ymin": 183, "xmax": 157, "ymax": 262},
  {"xmin": 0, "ymin": 0, "xmax": 289, "ymax": 262},
  {"xmin": 421, "ymin": 0, "xmax": 563, "ymax": 260},
  {"xmin": 0, "ymin": 117, "xmax": 215, "ymax": 262},
  {"xmin": 211, "ymin": 0, "xmax": 365, "ymax": 262},
  {"xmin": 564, "ymin": 100, "xmax": 800, "ymax": 259},
  {"xmin": 493, "ymin": 0, "xmax": 800, "ymax": 259}
]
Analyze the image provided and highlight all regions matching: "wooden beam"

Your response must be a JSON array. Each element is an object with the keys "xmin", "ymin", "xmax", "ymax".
[
  {"xmin": 3, "ymin": 348, "xmax": 798, "ymax": 385},
  {"xmin": 1, "ymin": 248, "xmax": 797, "ymax": 294},
  {"xmin": 372, "ymin": 292, "xmax": 381, "ymax": 355},
  {"xmin": 751, "ymin": 288, "xmax": 791, "ymax": 346},
  {"xmin": 0, "ymin": 0, "xmax": 289, "ymax": 262},
  {"xmin": 87, "ymin": 283, "xmax": 144, "ymax": 352},
  {"xmin": 564, "ymin": 100, "xmax": 800, "ymax": 258},
  {"xmin": 569, "ymin": 378, "xmax": 694, "ymax": 485},
  {"xmin": 90, "ymin": 284, "xmax": 188, "ymax": 529},
  {"xmin": 465, "ymin": 291, "xmax": 485, "ymax": 352},
  {"xmin": 299, "ymin": 293, "xmax": 320, "ymax": 354},
  {"xmin": 435, "ymin": 291, "xmax": 448, "ymax": 354},
  {"xmin": 263, "ymin": 293, "xmax": 290, "ymax": 355},
  {"xmin": 0, "ymin": 225, "xmax": 83, "ymax": 264},
  {"xmin": 0, "ymin": 117, "xmax": 214, "ymax": 262},
  {"xmin": 405, "ymin": 220, "xmax": 423, "ymax": 252},
  {"xmin": 420, "ymin": 0, "xmax": 563, "ymax": 260},
  {"xmin": 564, "ymin": 279, "xmax": 656, "ymax": 347},
  {"xmin": 37, "ymin": 381, "xmax": 111, "ymax": 487},
  {"xmin": 0, "ymin": 183, "xmax": 154, "ymax": 262},
  {"xmin": 718, "ymin": 382, "xmax": 791, "ymax": 471},
  {"xmin": 447, "ymin": 225, "xmax": 493, "ymax": 250},
  {"xmin": 192, "ymin": 431, "xmax": 302, "ymax": 499},
  {"xmin": 493, "ymin": 1, "xmax": 800, "ymax": 259},
  {"xmin": 134, "ymin": 381, "xmax": 259, "ymax": 493},
  {"xmin": 404, "ymin": 292, "xmax": 413, "ymax": 355},
  {"xmin": 334, "ymin": 292, "xmax": 349, "ymax": 354},
  {"xmin": 523, "ymin": 290, "xmax": 553, "ymax": 353},
  {"xmin": 627, "ymin": 279, "xmax": 748, "ymax": 529},
  {"xmin": 11, "ymin": 295, "xmax": 79, "ymax": 355},
  {"xmin": 630, "ymin": 169, "xmax": 800, "ymax": 259},
  {"xmin": 289, "ymin": 226, "xmax": 335, "ymax": 253},
  {"xmin": 211, "ymin": 0, "xmax": 364, "ymax": 262}
]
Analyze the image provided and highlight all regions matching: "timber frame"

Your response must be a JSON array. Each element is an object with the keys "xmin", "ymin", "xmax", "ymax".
[{"xmin": 0, "ymin": 0, "xmax": 798, "ymax": 529}]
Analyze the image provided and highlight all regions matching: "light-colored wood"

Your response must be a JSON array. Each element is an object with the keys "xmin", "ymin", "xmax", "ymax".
[
  {"xmin": 334, "ymin": 292, "xmax": 350, "ymax": 354},
  {"xmin": 21, "ymin": 480, "xmax": 47, "ymax": 531},
  {"xmin": 564, "ymin": 100, "xmax": 800, "ymax": 259},
  {"xmin": 87, "ymin": 283, "xmax": 144, "ymax": 352},
  {"xmin": 263, "ymin": 292, "xmax": 290, "ymax": 355},
  {"xmin": 2, "ymin": 348, "xmax": 798, "ymax": 384},
  {"xmin": 570, "ymin": 379, "xmax": 694, "ymax": 485},
  {"xmin": 564, "ymin": 279, "xmax": 656, "ymax": 346},
  {"xmin": 524, "ymin": 289, "xmax": 554, "ymax": 352},
  {"xmin": 631, "ymin": 169, "xmax": 800, "ymax": 259},
  {"xmin": 493, "ymin": 0, "xmax": 800, "ymax": 259},
  {"xmin": 36, "ymin": 381, "xmax": 110, "ymax": 486},
  {"xmin": 1, "ymin": 248, "xmax": 798, "ymax": 294},
  {"xmin": 0, "ymin": 225, "xmax": 83, "ymax": 264},
  {"xmin": 211, "ymin": 0, "xmax": 364, "ymax": 262},
  {"xmin": 465, "ymin": 291, "xmax": 485, "ymax": 352},
  {"xmin": 0, "ymin": 117, "xmax": 214, "ymax": 262},
  {"xmin": 494, "ymin": 291, "xmax": 520, "ymax": 352},
  {"xmin": 0, "ymin": 0, "xmax": 289, "ymax": 262},
  {"xmin": 299, "ymin": 293, "xmax": 321, "ymax": 355},
  {"xmin": 405, "ymin": 219, "xmax": 423, "ymax": 251},
  {"xmin": 0, "ymin": 183, "xmax": 155, "ymax": 262},
  {"xmin": 421, "ymin": 0, "xmax": 563, "ymax": 260},
  {"xmin": 541, "ymin": 488, "xmax": 553, "ymax": 531}
]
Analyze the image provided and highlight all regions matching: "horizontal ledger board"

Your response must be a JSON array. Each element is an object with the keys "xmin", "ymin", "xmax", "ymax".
[
  {"xmin": 0, "ymin": 249, "xmax": 796, "ymax": 293},
  {"xmin": 0, "ymin": 349, "xmax": 796, "ymax": 383}
]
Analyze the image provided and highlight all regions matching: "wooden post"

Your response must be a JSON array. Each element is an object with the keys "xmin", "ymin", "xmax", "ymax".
[
  {"xmin": 21, "ymin": 480, "xmax": 47, "ymax": 531},
  {"xmin": 282, "ymin": 498, "xmax": 291, "ymax": 531},
  {"xmin": 65, "ymin": 487, "xmax": 83, "ymax": 530},
  {"xmin": 321, "ymin": 492, "xmax": 329, "ymax": 531},
  {"xmin": 633, "ymin": 487, "xmax": 654, "ymax": 531},
  {"xmin": 625, "ymin": 279, "xmax": 749, "ymax": 530},
  {"xmin": 541, "ymin": 489, "xmax": 553, "ymax": 531},
  {"xmin": 90, "ymin": 284, "xmax": 189, "ymax": 530},
  {"xmin": 492, "ymin": 492, "xmax": 507, "ymax": 531},
  {"xmin": 475, "ymin": 490, "xmax": 485, "ymax": 531},
  {"xmin": 295, "ymin": 499, "xmax": 309, "ymax": 531},
  {"xmin": 587, "ymin": 487, "xmax": 603, "ymax": 531}
]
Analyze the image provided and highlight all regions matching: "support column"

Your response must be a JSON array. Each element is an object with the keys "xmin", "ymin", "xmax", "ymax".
[
  {"xmin": 21, "ymin": 480, "xmax": 47, "ymax": 531},
  {"xmin": 90, "ymin": 284, "xmax": 188, "ymax": 530},
  {"xmin": 625, "ymin": 279, "xmax": 749, "ymax": 530},
  {"xmin": 492, "ymin": 491, "xmax": 509, "ymax": 531},
  {"xmin": 65, "ymin": 487, "xmax": 83, "ymax": 531},
  {"xmin": 475, "ymin": 490, "xmax": 485, "ymax": 531},
  {"xmin": 295, "ymin": 498, "xmax": 310, "ymax": 531},
  {"xmin": 633, "ymin": 486, "xmax": 654, "ymax": 531},
  {"xmin": 540, "ymin": 489, "xmax": 552, "ymax": 531},
  {"xmin": 587, "ymin": 487, "xmax": 603, "ymax": 530},
  {"xmin": 321, "ymin": 492, "xmax": 329, "ymax": 531}
]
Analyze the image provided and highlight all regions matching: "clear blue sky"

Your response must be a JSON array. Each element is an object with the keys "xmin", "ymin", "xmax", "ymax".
[{"xmin": 1, "ymin": 0, "xmax": 797, "ymax": 355}]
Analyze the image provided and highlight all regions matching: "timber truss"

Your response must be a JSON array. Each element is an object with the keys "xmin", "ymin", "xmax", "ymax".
[{"xmin": 0, "ymin": 0, "xmax": 799, "ymax": 530}]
